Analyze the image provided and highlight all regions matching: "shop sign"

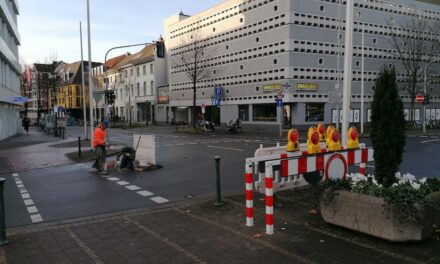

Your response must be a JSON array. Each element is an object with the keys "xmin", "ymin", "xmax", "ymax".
[
  {"xmin": 295, "ymin": 83, "xmax": 318, "ymax": 91},
  {"xmin": 263, "ymin": 83, "xmax": 282, "ymax": 93}
]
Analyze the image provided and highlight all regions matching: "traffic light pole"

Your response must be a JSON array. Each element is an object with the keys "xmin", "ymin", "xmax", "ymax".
[
  {"xmin": 104, "ymin": 42, "xmax": 156, "ymax": 120},
  {"xmin": 423, "ymin": 58, "xmax": 440, "ymax": 133}
]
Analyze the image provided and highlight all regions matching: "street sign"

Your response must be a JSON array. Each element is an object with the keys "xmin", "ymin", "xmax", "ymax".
[
  {"xmin": 214, "ymin": 85, "xmax": 223, "ymax": 98},
  {"xmin": 416, "ymin": 93, "xmax": 424, "ymax": 103},
  {"xmin": 328, "ymin": 92, "xmax": 342, "ymax": 104},
  {"xmin": 13, "ymin": 97, "xmax": 28, "ymax": 102},
  {"xmin": 276, "ymin": 99, "xmax": 283, "ymax": 107},
  {"xmin": 214, "ymin": 99, "xmax": 221, "ymax": 106}
]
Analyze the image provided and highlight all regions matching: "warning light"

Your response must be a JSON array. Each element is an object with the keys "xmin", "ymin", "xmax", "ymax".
[
  {"xmin": 287, "ymin": 129, "xmax": 300, "ymax": 152},
  {"xmin": 327, "ymin": 128, "xmax": 342, "ymax": 151},
  {"xmin": 325, "ymin": 125, "xmax": 335, "ymax": 147},
  {"xmin": 307, "ymin": 127, "xmax": 321, "ymax": 154},
  {"xmin": 317, "ymin": 122, "xmax": 326, "ymax": 142},
  {"xmin": 347, "ymin": 127, "xmax": 359, "ymax": 149}
]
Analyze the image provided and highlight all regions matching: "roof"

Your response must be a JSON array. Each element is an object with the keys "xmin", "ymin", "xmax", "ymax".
[
  {"xmin": 56, "ymin": 61, "xmax": 102, "ymax": 85},
  {"xmin": 105, "ymin": 54, "xmax": 130, "ymax": 69},
  {"xmin": 119, "ymin": 44, "xmax": 155, "ymax": 69}
]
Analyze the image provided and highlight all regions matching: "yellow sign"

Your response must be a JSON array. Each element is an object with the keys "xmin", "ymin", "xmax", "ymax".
[
  {"xmin": 295, "ymin": 83, "xmax": 318, "ymax": 91},
  {"xmin": 263, "ymin": 83, "xmax": 282, "ymax": 93}
]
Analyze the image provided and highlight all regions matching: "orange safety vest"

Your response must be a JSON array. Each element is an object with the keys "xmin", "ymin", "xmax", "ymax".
[{"xmin": 93, "ymin": 127, "xmax": 106, "ymax": 148}]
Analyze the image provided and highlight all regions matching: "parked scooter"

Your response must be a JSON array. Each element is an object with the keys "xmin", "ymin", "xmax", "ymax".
[{"xmin": 226, "ymin": 118, "xmax": 242, "ymax": 134}]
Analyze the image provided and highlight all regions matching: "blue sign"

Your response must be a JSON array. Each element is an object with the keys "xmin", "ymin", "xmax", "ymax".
[
  {"xmin": 214, "ymin": 85, "xmax": 223, "ymax": 98},
  {"xmin": 13, "ymin": 97, "xmax": 28, "ymax": 102},
  {"xmin": 214, "ymin": 99, "xmax": 221, "ymax": 106},
  {"xmin": 276, "ymin": 99, "xmax": 283, "ymax": 107}
]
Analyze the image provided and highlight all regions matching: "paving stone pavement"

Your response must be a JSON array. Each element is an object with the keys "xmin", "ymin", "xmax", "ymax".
[{"xmin": 2, "ymin": 188, "xmax": 438, "ymax": 264}]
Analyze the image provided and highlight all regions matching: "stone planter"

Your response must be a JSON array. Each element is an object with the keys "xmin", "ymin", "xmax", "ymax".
[{"xmin": 320, "ymin": 190, "xmax": 437, "ymax": 242}]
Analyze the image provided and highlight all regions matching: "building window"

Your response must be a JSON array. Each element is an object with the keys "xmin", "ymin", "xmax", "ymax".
[
  {"xmin": 305, "ymin": 103, "xmax": 324, "ymax": 122},
  {"xmin": 240, "ymin": 65, "xmax": 244, "ymax": 70},
  {"xmin": 239, "ymin": 105, "xmax": 249, "ymax": 121},
  {"xmin": 318, "ymin": 58, "xmax": 324, "ymax": 65},
  {"xmin": 136, "ymin": 67, "xmax": 140, "ymax": 76},
  {"xmin": 226, "ymin": 45, "xmax": 229, "ymax": 50},
  {"xmin": 143, "ymin": 65, "xmax": 146, "ymax": 75},
  {"xmin": 240, "ymin": 18, "xmax": 243, "ymax": 23},
  {"xmin": 137, "ymin": 83, "xmax": 140, "ymax": 96},
  {"xmin": 372, "ymin": 38, "xmax": 377, "ymax": 44},
  {"xmin": 273, "ymin": 59, "xmax": 278, "ymax": 65},
  {"xmin": 256, "ymin": 37, "xmax": 260, "ymax": 43},
  {"xmin": 357, "ymin": 11, "xmax": 361, "ymax": 17},
  {"xmin": 150, "ymin": 81, "xmax": 154, "ymax": 95},
  {"xmin": 253, "ymin": 104, "xmax": 276, "ymax": 122},
  {"xmin": 339, "ymin": 33, "xmax": 343, "ymax": 40},
  {"xmin": 130, "ymin": 69, "xmax": 133, "ymax": 76},
  {"xmin": 143, "ymin": 81, "xmax": 147, "ymax": 95},
  {"xmin": 256, "ymin": 87, "xmax": 260, "ymax": 92},
  {"xmin": 320, "ymin": 5, "xmax": 324, "ymax": 12},
  {"xmin": 150, "ymin": 64, "xmax": 153, "ymax": 74},
  {"xmin": 356, "ymin": 61, "xmax": 360, "ymax": 67},
  {"xmin": 274, "ymin": 5, "xmax": 278, "ymax": 11},
  {"xmin": 213, "ymin": 27, "xmax": 216, "ymax": 32}
]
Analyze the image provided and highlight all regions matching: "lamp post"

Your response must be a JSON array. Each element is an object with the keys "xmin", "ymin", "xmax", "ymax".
[
  {"xmin": 210, "ymin": 95, "xmax": 215, "ymax": 123},
  {"xmin": 423, "ymin": 57, "xmax": 440, "ymax": 133}
]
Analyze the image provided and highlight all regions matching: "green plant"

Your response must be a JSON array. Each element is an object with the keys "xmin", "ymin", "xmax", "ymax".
[
  {"xmin": 370, "ymin": 67, "xmax": 406, "ymax": 187},
  {"xmin": 319, "ymin": 174, "xmax": 440, "ymax": 223}
]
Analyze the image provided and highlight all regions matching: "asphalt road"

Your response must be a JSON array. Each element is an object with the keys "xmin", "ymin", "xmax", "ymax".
[{"xmin": 4, "ymin": 127, "xmax": 440, "ymax": 228}]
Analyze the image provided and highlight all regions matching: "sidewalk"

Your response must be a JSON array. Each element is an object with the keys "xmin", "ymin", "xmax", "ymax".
[{"xmin": 1, "ymin": 187, "xmax": 438, "ymax": 264}]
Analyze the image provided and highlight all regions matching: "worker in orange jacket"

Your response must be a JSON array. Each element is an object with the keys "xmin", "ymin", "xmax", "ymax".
[{"xmin": 92, "ymin": 120, "xmax": 109, "ymax": 173}]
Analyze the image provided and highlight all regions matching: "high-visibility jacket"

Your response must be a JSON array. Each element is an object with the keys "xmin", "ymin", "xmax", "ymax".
[{"xmin": 93, "ymin": 127, "xmax": 106, "ymax": 148}]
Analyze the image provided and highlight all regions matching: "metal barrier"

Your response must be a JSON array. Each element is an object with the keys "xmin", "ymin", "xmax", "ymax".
[{"xmin": 244, "ymin": 143, "xmax": 374, "ymax": 234}]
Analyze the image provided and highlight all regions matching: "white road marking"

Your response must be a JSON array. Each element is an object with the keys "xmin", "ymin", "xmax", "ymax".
[
  {"xmin": 106, "ymin": 177, "xmax": 120, "ymax": 181},
  {"xmin": 419, "ymin": 135, "xmax": 428, "ymax": 138},
  {"xmin": 137, "ymin": 190, "xmax": 154, "ymax": 197},
  {"xmin": 27, "ymin": 206, "xmax": 38, "ymax": 214},
  {"xmin": 150, "ymin": 196, "xmax": 169, "ymax": 204},
  {"xmin": 117, "ymin": 181, "xmax": 130, "ymax": 186},
  {"xmin": 207, "ymin": 145, "xmax": 244, "ymax": 152},
  {"xmin": 24, "ymin": 199, "xmax": 34, "ymax": 206},
  {"xmin": 13, "ymin": 173, "xmax": 43, "ymax": 223},
  {"xmin": 30, "ymin": 214, "xmax": 43, "ymax": 223},
  {"xmin": 421, "ymin": 139, "xmax": 440, "ymax": 144},
  {"xmin": 125, "ymin": 185, "xmax": 141, "ymax": 191}
]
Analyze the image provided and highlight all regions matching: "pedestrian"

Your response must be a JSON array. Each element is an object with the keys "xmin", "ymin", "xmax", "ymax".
[
  {"xmin": 22, "ymin": 115, "xmax": 30, "ymax": 134},
  {"xmin": 92, "ymin": 120, "xmax": 109, "ymax": 174}
]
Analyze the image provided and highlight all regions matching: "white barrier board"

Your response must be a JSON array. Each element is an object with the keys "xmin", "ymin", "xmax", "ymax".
[{"xmin": 134, "ymin": 134, "xmax": 156, "ymax": 166}]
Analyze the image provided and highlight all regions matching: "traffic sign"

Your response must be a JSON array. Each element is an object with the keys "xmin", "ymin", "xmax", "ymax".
[
  {"xmin": 416, "ymin": 93, "xmax": 424, "ymax": 104},
  {"xmin": 214, "ymin": 85, "xmax": 223, "ymax": 98},
  {"xmin": 276, "ymin": 99, "xmax": 283, "ymax": 107},
  {"xmin": 13, "ymin": 97, "xmax": 28, "ymax": 102}
]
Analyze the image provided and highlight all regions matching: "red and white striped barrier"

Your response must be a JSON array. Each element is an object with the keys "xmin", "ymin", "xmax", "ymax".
[{"xmin": 244, "ymin": 145, "xmax": 374, "ymax": 234}]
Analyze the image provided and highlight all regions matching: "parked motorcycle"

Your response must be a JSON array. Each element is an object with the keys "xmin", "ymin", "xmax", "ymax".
[
  {"xmin": 226, "ymin": 119, "xmax": 242, "ymax": 134},
  {"xmin": 197, "ymin": 120, "xmax": 215, "ymax": 132}
]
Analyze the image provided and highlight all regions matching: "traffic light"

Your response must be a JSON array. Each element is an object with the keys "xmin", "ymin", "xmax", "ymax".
[
  {"xmin": 326, "ymin": 127, "xmax": 342, "ymax": 151},
  {"xmin": 287, "ymin": 128, "xmax": 300, "ymax": 152},
  {"xmin": 307, "ymin": 126, "xmax": 321, "ymax": 154},
  {"xmin": 156, "ymin": 41, "xmax": 165, "ymax": 58},
  {"xmin": 347, "ymin": 127, "xmax": 359, "ymax": 149},
  {"xmin": 317, "ymin": 122, "xmax": 326, "ymax": 142},
  {"xmin": 424, "ymin": 93, "xmax": 431, "ymax": 105},
  {"xmin": 108, "ymin": 90, "xmax": 116, "ymax": 104}
]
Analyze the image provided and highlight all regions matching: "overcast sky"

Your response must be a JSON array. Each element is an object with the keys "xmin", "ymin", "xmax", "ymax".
[{"xmin": 18, "ymin": 0, "xmax": 221, "ymax": 65}]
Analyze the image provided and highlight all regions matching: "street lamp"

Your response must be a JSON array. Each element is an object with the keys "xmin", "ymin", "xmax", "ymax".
[{"xmin": 423, "ymin": 57, "xmax": 440, "ymax": 133}]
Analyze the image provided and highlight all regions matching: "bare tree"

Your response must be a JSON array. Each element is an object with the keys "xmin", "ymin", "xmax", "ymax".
[
  {"xmin": 177, "ymin": 27, "xmax": 218, "ymax": 126},
  {"xmin": 43, "ymin": 50, "xmax": 58, "ymax": 64},
  {"xmin": 390, "ymin": 13, "xmax": 439, "ymax": 123}
]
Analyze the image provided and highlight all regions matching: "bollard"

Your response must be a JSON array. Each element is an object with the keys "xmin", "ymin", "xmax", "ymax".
[
  {"xmin": 78, "ymin": 137, "xmax": 82, "ymax": 158},
  {"xmin": 214, "ymin": 156, "xmax": 225, "ymax": 207},
  {"xmin": 0, "ymin": 178, "xmax": 9, "ymax": 245}
]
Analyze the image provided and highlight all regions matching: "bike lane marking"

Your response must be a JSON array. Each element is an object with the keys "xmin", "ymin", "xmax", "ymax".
[
  {"xmin": 103, "ymin": 176, "xmax": 169, "ymax": 204},
  {"xmin": 421, "ymin": 138, "xmax": 440, "ymax": 144},
  {"xmin": 12, "ymin": 173, "xmax": 43, "ymax": 223}
]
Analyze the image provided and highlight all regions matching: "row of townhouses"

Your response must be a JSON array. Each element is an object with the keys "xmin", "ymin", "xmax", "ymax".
[{"xmin": 8, "ymin": 0, "xmax": 440, "ymax": 141}]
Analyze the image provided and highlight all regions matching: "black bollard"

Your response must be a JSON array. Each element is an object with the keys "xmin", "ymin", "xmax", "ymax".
[
  {"xmin": 214, "ymin": 156, "xmax": 225, "ymax": 207},
  {"xmin": 0, "ymin": 178, "xmax": 9, "ymax": 245},
  {"xmin": 78, "ymin": 137, "xmax": 82, "ymax": 158}
]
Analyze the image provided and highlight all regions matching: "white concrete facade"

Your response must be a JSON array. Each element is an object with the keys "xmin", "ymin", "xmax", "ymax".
[
  {"xmin": 164, "ymin": 0, "xmax": 440, "ymax": 127},
  {"xmin": 0, "ymin": 0, "xmax": 21, "ymax": 140}
]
